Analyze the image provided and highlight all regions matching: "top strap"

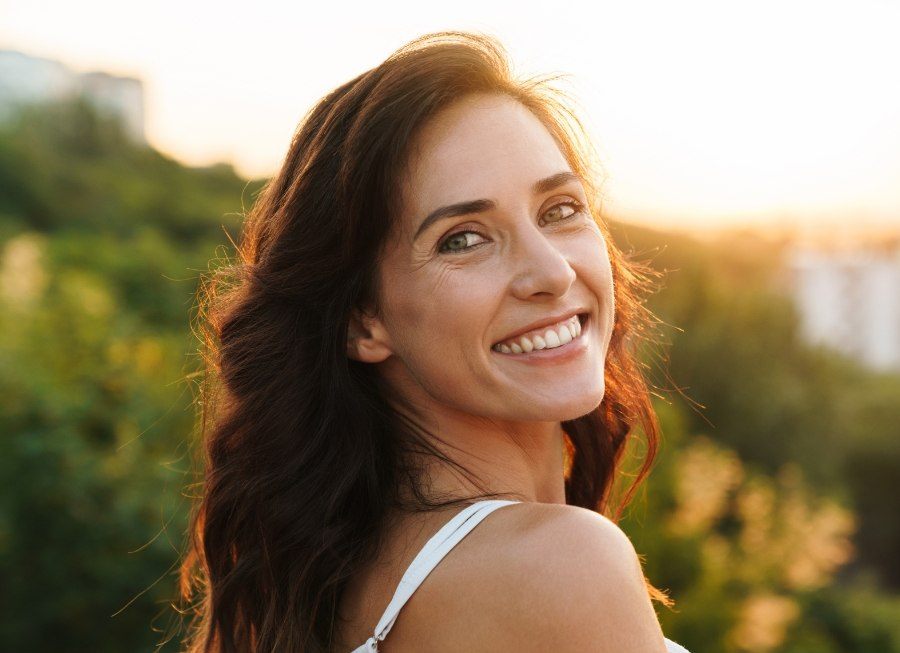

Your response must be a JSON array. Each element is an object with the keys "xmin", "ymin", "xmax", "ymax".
[{"xmin": 357, "ymin": 498, "xmax": 521, "ymax": 651}]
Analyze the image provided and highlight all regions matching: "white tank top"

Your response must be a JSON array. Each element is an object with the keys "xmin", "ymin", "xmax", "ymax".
[{"xmin": 350, "ymin": 499, "xmax": 692, "ymax": 652}]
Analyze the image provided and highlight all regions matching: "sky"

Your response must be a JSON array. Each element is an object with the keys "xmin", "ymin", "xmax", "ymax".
[{"xmin": 1, "ymin": 0, "xmax": 899, "ymax": 236}]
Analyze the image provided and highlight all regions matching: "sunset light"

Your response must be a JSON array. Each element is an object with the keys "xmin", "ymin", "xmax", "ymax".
[{"xmin": 2, "ymin": 0, "xmax": 897, "ymax": 235}]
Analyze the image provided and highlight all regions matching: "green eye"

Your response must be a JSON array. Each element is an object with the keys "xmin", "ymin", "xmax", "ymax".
[
  {"xmin": 439, "ymin": 231, "xmax": 486, "ymax": 254},
  {"xmin": 540, "ymin": 200, "xmax": 584, "ymax": 226}
]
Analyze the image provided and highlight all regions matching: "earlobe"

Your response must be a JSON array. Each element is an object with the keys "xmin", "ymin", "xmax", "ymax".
[{"xmin": 346, "ymin": 307, "xmax": 394, "ymax": 363}]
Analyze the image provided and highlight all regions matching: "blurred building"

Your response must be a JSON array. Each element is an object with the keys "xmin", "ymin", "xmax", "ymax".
[
  {"xmin": 786, "ymin": 241, "xmax": 900, "ymax": 372},
  {"xmin": 0, "ymin": 48, "xmax": 145, "ymax": 143}
]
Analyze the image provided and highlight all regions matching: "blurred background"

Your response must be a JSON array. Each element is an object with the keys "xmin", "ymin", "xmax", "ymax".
[{"xmin": 1, "ymin": 1, "xmax": 898, "ymax": 651}]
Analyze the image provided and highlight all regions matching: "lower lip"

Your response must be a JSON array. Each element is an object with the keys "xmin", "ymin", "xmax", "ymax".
[{"xmin": 491, "ymin": 315, "xmax": 590, "ymax": 365}]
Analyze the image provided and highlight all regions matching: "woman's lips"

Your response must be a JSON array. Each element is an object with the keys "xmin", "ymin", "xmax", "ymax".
[
  {"xmin": 492, "ymin": 310, "xmax": 589, "ymax": 347},
  {"xmin": 491, "ymin": 314, "xmax": 590, "ymax": 364}
]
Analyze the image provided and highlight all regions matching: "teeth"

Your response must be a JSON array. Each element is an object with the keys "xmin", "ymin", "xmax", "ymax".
[
  {"xmin": 493, "ymin": 315, "xmax": 584, "ymax": 355},
  {"xmin": 545, "ymin": 330, "xmax": 560, "ymax": 348}
]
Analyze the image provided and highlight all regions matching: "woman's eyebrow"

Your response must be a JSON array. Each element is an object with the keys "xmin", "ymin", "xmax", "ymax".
[{"xmin": 412, "ymin": 170, "xmax": 583, "ymax": 242}]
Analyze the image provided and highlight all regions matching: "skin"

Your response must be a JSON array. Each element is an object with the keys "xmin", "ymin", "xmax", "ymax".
[{"xmin": 347, "ymin": 92, "xmax": 616, "ymax": 506}]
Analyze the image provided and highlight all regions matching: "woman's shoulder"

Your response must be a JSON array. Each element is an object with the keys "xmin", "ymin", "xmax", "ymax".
[
  {"xmin": 413, "ymin": 502, "xmax": 667, "ymax": 652},
  {"xmin": 483, "ymin": 502, "xmax": 667, "ymax": 650},
  {"xmin": 478, "ymin": 500, "xmax": 641, "ymax": 570},
  {"xmin": 508, "ymin": 500, "xmax": 635, "ymax": 546}
]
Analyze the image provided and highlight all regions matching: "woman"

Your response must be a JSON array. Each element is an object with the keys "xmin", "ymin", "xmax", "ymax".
[{"xmin": 178, "ymin": 30, "xmax": 691, "ymax": 652}]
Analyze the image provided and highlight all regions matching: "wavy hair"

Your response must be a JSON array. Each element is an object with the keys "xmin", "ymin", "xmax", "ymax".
[{"xmin": 177, "ymin": 29, "xmax": 672, "ymax": 653}]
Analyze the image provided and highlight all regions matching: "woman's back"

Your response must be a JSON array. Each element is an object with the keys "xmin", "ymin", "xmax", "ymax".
[{"xmin": 336, "ymin": 500, "xmax": 691, "ymax": 652}]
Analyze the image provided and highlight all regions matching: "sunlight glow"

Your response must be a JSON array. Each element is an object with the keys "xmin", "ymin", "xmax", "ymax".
[{"xmin": 1, "ymin": 0, "xmax": 897, "ymax": 233}]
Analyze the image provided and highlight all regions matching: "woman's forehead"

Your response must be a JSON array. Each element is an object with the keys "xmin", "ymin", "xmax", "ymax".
[{"xmin": 400, "ymin": 95, "xmax": 571, "ymax": 220}]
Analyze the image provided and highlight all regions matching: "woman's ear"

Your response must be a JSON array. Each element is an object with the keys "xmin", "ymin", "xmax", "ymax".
[{"xmin": 347, "ymin": 307, "xmax": 394, "ymax": 363}]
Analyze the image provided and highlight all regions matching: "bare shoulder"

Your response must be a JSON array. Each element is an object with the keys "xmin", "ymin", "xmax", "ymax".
[
  {"xmin": 434, "ymin": 502, "xmax": 668, "ymax": 652},
  {"xmin": 504, "ymin": 501, "xmax": 641, "ymax": 564}
]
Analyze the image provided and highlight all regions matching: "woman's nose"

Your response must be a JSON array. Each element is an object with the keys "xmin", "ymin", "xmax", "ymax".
[{"xmin": 507, "ymin": 226, "xmax": 577, "ymax": 301}]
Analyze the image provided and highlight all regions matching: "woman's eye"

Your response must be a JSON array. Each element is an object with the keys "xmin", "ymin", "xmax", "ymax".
[
  {"xmin": 438, "ymin": 230, "xmax": 487, "ymax": 254},
  {"xmin": 540, "ymin": 200, "xmax": 585, "ymax": 226}
]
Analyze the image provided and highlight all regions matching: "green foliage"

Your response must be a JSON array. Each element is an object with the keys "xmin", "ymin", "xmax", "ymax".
[
  {"xmin": 0, "ymin": 234, "xmax": 196, "ymax": 651},
  {"xmin": 610, "ymin": 222, "xmax": 846, "ymax": 487},
  {"xmin": 0, "ymin": 97, "xmax": 259, "ymax": 240},
  {"xmin": 0, "ymin": 99, "xmax": 251, "ymax": 651},
  {"xmin": 610, "ymin": 221, "xmax": 900, "ymax": 652}
]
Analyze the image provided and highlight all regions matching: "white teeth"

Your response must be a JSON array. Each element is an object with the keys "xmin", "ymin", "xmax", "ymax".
[
  {"xmin": 544, "ymin": 330, "xmax": 560, "ymax": 347},
  {"xmin": 493, "ymin": 315, "xmax": 584, "ymax": 354}
]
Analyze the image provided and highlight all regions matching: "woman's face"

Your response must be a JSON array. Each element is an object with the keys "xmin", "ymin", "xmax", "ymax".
[{"xmin": 352, "ymin": 93, "xmax": 616, "ymax": 425}]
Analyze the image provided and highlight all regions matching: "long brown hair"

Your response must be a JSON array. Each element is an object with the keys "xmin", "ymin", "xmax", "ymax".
[{"xmin": 177, "ymin": 29, "xmax": 672, "ymax": 653}]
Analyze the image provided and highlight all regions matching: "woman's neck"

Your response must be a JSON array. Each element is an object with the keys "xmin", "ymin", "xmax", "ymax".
[{"xmin": 399, "ymin": 409, "xmax": 568, "ymax": 506}]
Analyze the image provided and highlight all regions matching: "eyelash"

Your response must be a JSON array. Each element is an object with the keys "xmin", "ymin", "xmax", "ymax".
[{"xmin": 437, "ymin": 200, "xmax": 586, "ymax": 255}]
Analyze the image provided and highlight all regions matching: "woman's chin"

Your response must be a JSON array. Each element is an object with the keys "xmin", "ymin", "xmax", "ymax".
[{"xmin": 508, "ymin": 384, "xmax": 605, "ymax": 420}]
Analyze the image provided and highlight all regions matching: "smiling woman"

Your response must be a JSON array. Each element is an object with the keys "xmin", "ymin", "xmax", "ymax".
[{"xmin": 176, "ymin": 30, "xmax": 690, "ymax": 653}]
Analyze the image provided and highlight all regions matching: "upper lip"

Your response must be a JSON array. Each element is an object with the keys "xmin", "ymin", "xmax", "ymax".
[{"xmin": 493, "ymin": 309, "xmax": 588, "ymax": 345}]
